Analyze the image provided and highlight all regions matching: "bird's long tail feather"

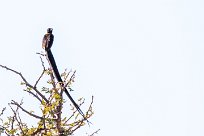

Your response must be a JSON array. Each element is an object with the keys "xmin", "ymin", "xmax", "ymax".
[{"xmin": 46, "ymin": 50, "xmax": 88, "ymax": 122}]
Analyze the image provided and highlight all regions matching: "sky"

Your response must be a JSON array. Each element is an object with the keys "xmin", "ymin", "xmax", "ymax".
[{"xmin": 0, "ymin": 0, "xmax": 204, "ymax": 136}]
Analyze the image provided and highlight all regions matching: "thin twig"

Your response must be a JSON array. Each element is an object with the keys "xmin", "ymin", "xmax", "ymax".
[
  {"xmin": 64, "ymin": 70, "xmax": 76, "ymax": 88},
  {"xmin": 65, "ymin": 96, "xmax": 94, "ymax": 132},
  {"xmin": 34, "ymin": 71, "xmax": 44, "ymax": 88},
  {"xmin": 64, "ymin": 98, "xmax": 85, "ymax": 125},
  {"xmin": 42, "ymin": 115, "xmax": 47, "ymax": 134},
  {"xmin": 34, "ymin": 56, "xmax": 45, "ymax": 88},
  {"xmin": 39, "ymin": 56, "xmax": 46, "ymax": 70},
  {"xmin": 36, "ymin": 52, "xmax": 46, "ymax": 57},
  {"xmin": 87, "ymin": 96, "xmax": 94, "ymax": 116},
  {"xmin": 70, "ymin": 119, "xmax": 84, "ymax": 133},
  {"xmin": 9, "ymin": 104, "xmax": 16, "ymax": 135},
  {"xmin": 0, "ymin": 107, "xmax": 6, "ymax": 116},
  {"xmin": 88, "ymin": 129, "xmax": 100, "ymax": 136},
  {"xmin": 24, "ymin": 89, "xmax": 42, "ymax": 103},
  {"xmin": 10, "ymin": 100, "xmax": 43, "ymax": 120},
  {"xmin": 63, "ymin": 69, "xmax": 71, "ymax": 83},
  {"xmin": 17, "ymin": 112, "xmax": 24, "ymax": 135},
  {"xmin": 9, "ymin": 100, "xmax": 25, "ymax": 136}
]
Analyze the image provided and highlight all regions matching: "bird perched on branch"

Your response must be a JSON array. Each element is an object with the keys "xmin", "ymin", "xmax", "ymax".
[
  {"xmin": 42, "ymin": 28, "xmax": 90, "ymax": 123},
  {"xmin": 42, "ymin": 28, "xmax": 54, "ymax": 51}
]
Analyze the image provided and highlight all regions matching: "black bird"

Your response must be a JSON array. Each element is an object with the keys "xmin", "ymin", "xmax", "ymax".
[{"xmin": 42, "ymin": 28, "xmax": 89, "ymax": 123}]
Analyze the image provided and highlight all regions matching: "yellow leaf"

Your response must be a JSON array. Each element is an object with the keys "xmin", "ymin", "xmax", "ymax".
[{"xmin": 20, "ymin": 81, "xmax": 25, "ymax": 85}]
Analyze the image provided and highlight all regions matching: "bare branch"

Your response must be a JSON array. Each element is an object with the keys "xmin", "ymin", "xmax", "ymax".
[
  {"xmin": 36, "ymin": 52, "xmax": 46, "ymax": 57},
  {"xmin": 34, "ymin": 71, "xmax": 44, "ymax": 88},
  {"xmin": 17, "ymin": 112, "xmax": 24, "ymax": 134},
  {"xmin": 9, "ymin": 105, "xmax": 16, "ymax": 135},
  {"xmin": 87, "ymin": 96, "xmax": 94, "ymax": 116},
  {"xmin": 88, "ymin": 129, "xmax": 100, "ymax": 136},
  {"xmin": 64, "ymin": 70, "xmax": 76, "ymax": 88},
  {"xmin": 24, "ymin": 89, "xmax": 42, "ymax": 103},
  {"xmin": 9, "ymin": 100, "xmax": 25, "ymax": 135},
  {"xmin": 64, "ymin": 98, "xmax": 86, "ymax": 125},
  {"xmin": 42, "ymin": 115, "xmax": 47, "ymax": 134},
  {"xmin": 39, "ymin": 56, "xmax": 46, "ymax": 70},
  {"xmin": 70, "ymin": 119, "xmax": 85, "ymax": 134},
  {"xmin": 63, "ymin": 69, "xmax": 71, "ymax": 82},
  {"xmin": 0, "ymin": 107, "xmax": 6, "ymax": 116},
  {"xmin": 64, "ymin": 96, "xmax": 94, "ymax": 134},
  {"xmin": 34, "ymin": 56, "xmax": 45, "ymax": 88},
  {"xmin": 32, "ymin": 88, "xmax": 49, "ymax": 104},
  {"xmin": 0, "ymin": 64, "xmax": 49, "ymax": 104},
  {"xmin": 10, "ymin": 100, "xmax": 43, "ymax": 120}
]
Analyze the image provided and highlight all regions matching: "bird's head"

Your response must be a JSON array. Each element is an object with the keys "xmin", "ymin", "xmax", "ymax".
[{"xmin": 47, "ymin": 28, "xmax": 53, "ymax": 34}]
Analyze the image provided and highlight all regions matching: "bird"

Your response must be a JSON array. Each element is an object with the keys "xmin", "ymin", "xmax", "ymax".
[
  {"xmin": 42, "ymin": 28, "xmax": 90, "ymax": 123},
  {"xmin": 42, "ymin": 28, "xmax": 54, "ymax": 51}
]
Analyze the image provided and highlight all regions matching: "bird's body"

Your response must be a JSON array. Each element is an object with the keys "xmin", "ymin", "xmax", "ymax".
[{"xmin": 42, "ymin": 28, "xmax": 54, "ymax": 51}]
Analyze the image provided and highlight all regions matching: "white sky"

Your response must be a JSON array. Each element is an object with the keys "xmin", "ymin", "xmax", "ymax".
[{"xmin": 0, "ymin": 0, "xmax": 204, "ymax": 136}]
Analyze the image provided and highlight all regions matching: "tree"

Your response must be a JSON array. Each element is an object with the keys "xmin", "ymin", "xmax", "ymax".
[{"xmin": 0, "ymin": 52, "xmax": 99, "ymax": 136}]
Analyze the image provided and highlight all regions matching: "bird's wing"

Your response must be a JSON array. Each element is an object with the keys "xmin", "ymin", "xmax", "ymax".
[{"xmin": 42, "ymin": 34, "xmax": 49, "ymax": 49}]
